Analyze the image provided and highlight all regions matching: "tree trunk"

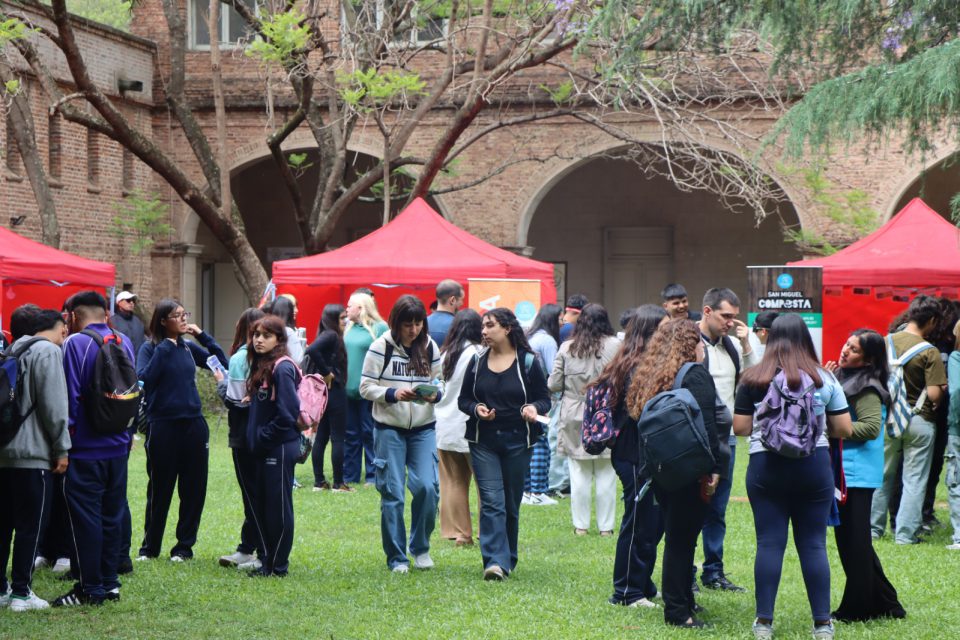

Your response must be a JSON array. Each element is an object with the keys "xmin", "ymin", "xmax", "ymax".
[
  {"xmin": 0, "ymin": 64, "xmax": 60, "ymax": 247},
  {"xmin": 209, "ymin": 0, "xmax": 232, "ymax": 218}
]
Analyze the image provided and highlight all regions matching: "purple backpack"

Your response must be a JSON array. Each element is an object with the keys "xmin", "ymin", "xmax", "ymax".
[{"xmin": 755, "ymin": 370, "xmax": 823, "ymax": 458}]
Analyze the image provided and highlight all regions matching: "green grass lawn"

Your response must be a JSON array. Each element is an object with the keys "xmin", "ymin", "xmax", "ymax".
[{"xmin": 6, "ymin": 426, "xmax": 959, "ymax": 639}]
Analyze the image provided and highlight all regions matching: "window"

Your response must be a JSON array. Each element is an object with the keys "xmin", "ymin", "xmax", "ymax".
[
  {"xmin": 5, "ymin": 108, "xmax": 20, "ymax": 175},
  {"xmin": 122, "ymin": 148, "xmax": 134, "ymax": 192},
  {"xmin": 86, "ymin": 129, "xmax": 99, "ymax": 186},
  {"xmin": 344, "ymin": 1, "xmax": 447, "ymax": 46},
  {"xmin": 48, "ymin": 114, "xmax": 62, "ymax": 181},
  {"xmin": 189, "ymin": 0, "xmax": 257, "ymax": 50}
]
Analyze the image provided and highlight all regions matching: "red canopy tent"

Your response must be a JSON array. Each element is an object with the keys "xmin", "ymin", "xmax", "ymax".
[
  {"xmin": 788, "ymin": 198, "xmax": 960, "ymax": 360},
  {"xmin": 273, "ymin": 198, "xmax": 557, "ymax": 339},
  {"xmin": 0, "ymin": 227, "xmax": 116, "ymax": 341}
]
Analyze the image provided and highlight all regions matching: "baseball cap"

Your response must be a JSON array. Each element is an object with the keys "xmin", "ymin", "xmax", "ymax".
[{"xmin": 116, "ymin": 291, "xmax": 137, "ymax": 303}]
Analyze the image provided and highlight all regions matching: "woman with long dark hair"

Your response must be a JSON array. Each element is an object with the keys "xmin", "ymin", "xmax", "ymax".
[
  {"xmin": 245, "ymin": 315, "xmax": 301, "ymax": 576},
  {"xmin": 604, "ymin": 304, "xmax": 668, "ymax": 608},
  {"xmin": 307, "ymin": 304, "xmax": 351, "ymax": 492},
  {"xmin": 435, "ymin": 308, "xmax": 483, "ymax": 545},
  {"xmin": 217, "ymin": 307, "xmax": 266, "ymax": 571},
  {"xmin": 523, "ymin": 303, "xmax": 562, "ymax": 505},
  {"xmin": 268, "ymin": 295, "xmax": 305, "ymax": 364},
  {"xmin": 824, "ymin": 329, "xmax": 905, "ymax": 621},
  {"xmin": 626, "ymin": 319, "xmax": 721, "ymax": 628},
  {"xmin": 733, "ymin": 314, "xmax": 853, "ymax": 640},
  {"xmin": 360, "ymin": 295, "xmax": 442, "ymax": 572},
  {"xmin": 136, "ymin": 298, "xmax": 228, "ymax": 562},
  {"xmin": 458, "ymin": 308, "xmax": 551, "ymax": 580},
  {"xmin": 549, "ymin": 303, "xmax": 621, "ymax": 535}
]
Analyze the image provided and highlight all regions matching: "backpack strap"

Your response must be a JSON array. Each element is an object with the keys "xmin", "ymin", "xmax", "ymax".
[
  {"xmin": 524, "ymin": 351, "xmax": 535, "ymax": 376},
  {"xmin": 672, "ymin": 362, "xmax": 699, "ymax": 390},
  {"xmin": 378, "ymin": 342, "xmax": 395, "ymax": 380},
  {"xmin": 890, "ymin": 337, "xmax": 935, "ymax": 365},
  {"xmin": 721, "ymin": 336, "xmax": 742, "ymax": 382},
  {"xmin": 81, "ymin": 328, "xmax": 105, "ymax": 347}
]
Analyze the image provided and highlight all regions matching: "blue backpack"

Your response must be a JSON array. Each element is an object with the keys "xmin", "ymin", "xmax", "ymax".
[
  {"xmin": 0, "ymin": 337, "xmax": 45, "ymax": 447},
  {"xmin": 637, "ymin": 363, "xmax": 716, "ymax": 491}
]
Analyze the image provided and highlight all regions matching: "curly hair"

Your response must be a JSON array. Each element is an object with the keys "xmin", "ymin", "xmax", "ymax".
[{"xmin": 626, "ymin": 318, "xmax": 701, "ymax": 419}]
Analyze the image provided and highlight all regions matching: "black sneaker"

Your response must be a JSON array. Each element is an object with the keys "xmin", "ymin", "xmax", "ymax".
[
  {"xmin": 117, "ymin": 557, "xmax": 134, "ymax": 575},
  {"xmin": 51, "ymin": 587, "xmax": 103, "ymax": 607},
  {"xmin": 702, "ymin": 573, "xmax": 747, "ymax": 593},
  {"xmin": 104, "ymin": 588, "xmax": 120, "ymax": 602}
]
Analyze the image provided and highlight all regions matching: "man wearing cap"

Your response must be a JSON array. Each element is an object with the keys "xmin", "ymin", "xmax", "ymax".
[{"xmin": 111, "ymin": 292, "xmax": 146, "ymax": 356}]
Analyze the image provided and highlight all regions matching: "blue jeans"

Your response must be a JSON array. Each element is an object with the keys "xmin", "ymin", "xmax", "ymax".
[
  {"xmin": 871, "ymin": 415, "xmax": 936, "ymax": 544},
  {"xmin": 470, "ymin": 428, "xmax": 532, "ymax": 573},
  {"xmin": 746, "ymin": 449, "xmax": 833, "ymax": 622},
  {"xmin": 345, "ymin": 398, "xmax": 376, "ymax": 484},
  {"xmin": 700, "ymin": 443, "xmax": 735, "ymax": 582},
  {"xmin": 611, "ymin": 457, "xmax": 662, "ymax": 604},
  {"xmin": 946, "ymin": 434, "xmax": 960, "ymax": 545},
  {"xmin": 546, "ymin": 399, "xmax": 569, "ymax": 492},
  {"xmin": 373, "ymin": 426, "xmax": 439, "ymax": 569}
]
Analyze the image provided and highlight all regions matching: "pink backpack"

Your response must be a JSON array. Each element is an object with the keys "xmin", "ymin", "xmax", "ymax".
[{"xmin": 272, "ymin": 356, "xmax": 329, "ymax": 432}]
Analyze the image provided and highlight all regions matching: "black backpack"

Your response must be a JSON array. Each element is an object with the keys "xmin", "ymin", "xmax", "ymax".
[
  {"xmin": 0, "ymin": 337, "xmax": 45, "ymax": 448},
  {"xmin": 637, "ymin": 362, "xmax": 716, "ymax": 491},
  {"xmin": 81, "ymin": 330, "xmax": 142, "ymax": 435}
]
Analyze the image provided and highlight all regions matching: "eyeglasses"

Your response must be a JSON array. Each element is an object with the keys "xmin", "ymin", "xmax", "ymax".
[{"xmin": 167, "ymin": 312, "xmax": 191, "ymax": 320}]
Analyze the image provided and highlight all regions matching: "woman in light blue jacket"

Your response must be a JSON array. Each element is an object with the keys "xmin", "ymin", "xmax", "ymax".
[{"xmin": 825, "ymin": 329, "xmax": 905, "ymax": 622}]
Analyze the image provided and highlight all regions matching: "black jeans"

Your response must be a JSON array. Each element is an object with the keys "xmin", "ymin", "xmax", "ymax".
[
  {"xmin": 655, "ymin": 481, "xmax": 707, "ymax": 624},
  {"xmin": 833, "ymin": 487, "xmax": 905, "ymax": 621},
  {"xmin": 611, "ymin": 457, "xmax": 662, "ymax": 604},
  {"xmin": 312, "ymin": 388, "xmax": 346, "ymax": 486}
]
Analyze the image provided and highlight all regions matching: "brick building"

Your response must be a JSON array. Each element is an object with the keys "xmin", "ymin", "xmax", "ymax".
[{"xmin": 3, "ymin": 0, "xmax": 957, "ymax": 345}]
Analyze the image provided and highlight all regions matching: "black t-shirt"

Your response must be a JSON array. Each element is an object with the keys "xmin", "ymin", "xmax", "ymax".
[{"xmin": 473, "ymin": 358, "xmax": 527, "ymax": 431}]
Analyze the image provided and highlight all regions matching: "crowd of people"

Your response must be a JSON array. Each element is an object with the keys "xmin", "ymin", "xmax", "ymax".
[{"xmin": 1, "ymin": 280, "xmax": 959, "ymax": 640}]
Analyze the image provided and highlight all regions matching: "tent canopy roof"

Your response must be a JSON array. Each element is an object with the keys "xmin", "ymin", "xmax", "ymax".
[
  {"xmin": 0, "ymin": 227, "xmax": 115, "ymax": 286},
  {"xmin": 273, "ymin": 198, "xmax": 555, "ymax": 285},
  {"xmin": 788, "ymin": 198, "xmax": 960, "ymax": 286}
]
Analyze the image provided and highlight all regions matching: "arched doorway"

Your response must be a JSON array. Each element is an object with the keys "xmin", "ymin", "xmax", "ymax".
[
  {"xmin": 186, "ymin": 149, "xmax": 442, "ymax": 345},
  {"xmin": 892, "ymin": 152, "xmax": 960, "ymax": 221},
  {"xmin": 524, "ymin": 153, "xmax": 801, "ymax": 318}
]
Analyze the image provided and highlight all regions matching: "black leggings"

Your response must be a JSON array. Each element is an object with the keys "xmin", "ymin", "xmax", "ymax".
[
  {"xmin": 746, "ymin": 449, "xmax": 833, "ymax": 623},
  {"xmin": 312, "ymin": 388, "xmax": 346, "ymax": 486}
]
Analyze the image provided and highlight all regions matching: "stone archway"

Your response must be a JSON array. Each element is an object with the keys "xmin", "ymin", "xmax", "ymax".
[
  {"xmin": 523, "ymin": 148, "xmax": 802, "ymax": 316},
  {"xmin": 181, "ymin": 146, "xmax": 446, "ymax": 344},
  {"xmin": 890, "ymin": 147, "xmax": 960, "ymax": 221}
]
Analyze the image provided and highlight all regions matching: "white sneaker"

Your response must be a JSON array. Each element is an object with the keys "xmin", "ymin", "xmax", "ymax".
[
  {"xmin": 237, "ymin": 558, "xmax": 262, "ymax": 571},
  {"xmin": 531, "ymin": 493, "xmax": 558, "ymax": 506},
  {"xmin": 10, "ymin": 591, "xmax": 50, "ymax": 612},
  {"xmin": 947, "ymin": 543, "xmax": 960, "ymax": 550},
  {"xmin": 626, "ymin": 597, "xmax": 659, "ymax": 608},
  {"xmin": 219, "ymin": 551, "xmax": 256, "ymax": 568},
  {"xmin": 169, "ymin": 555, "xmax": 185, "ymax": 563},
  {"xmin": 521, "ymin": 492, "xmax": 535, "ymax": 505},
  {"xmin": 135, "ymin": 555, "xmax": 153, "ymax": 562},
  {"xmin": 391, "ymin": 564, "xmax": 409, "ymax": 574},
  {"xmin": 413, "ymin": 553, "xmax": 434, "ymax": 570},
  {"xmin": 33, "ymin": 556, "xmax": 50, "ymax": 570},
  {"xmin": 0, "ymin": 586, "xmax": 11, "ymax": 608},
  {"xmin": 51, "ymin": 557, "xmax": 71, "ymax": 574}
]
